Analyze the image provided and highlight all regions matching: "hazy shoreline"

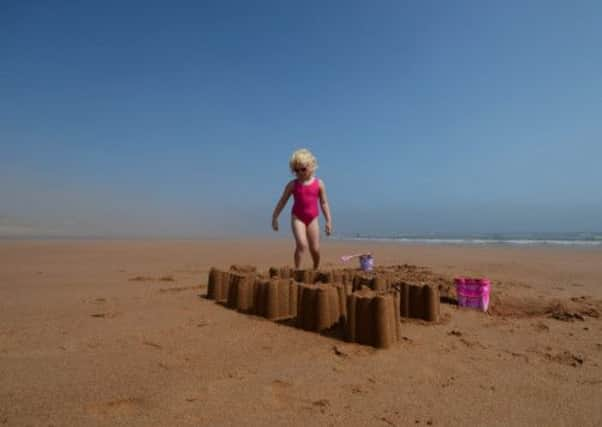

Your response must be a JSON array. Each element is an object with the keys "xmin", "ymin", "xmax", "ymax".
[{"xmin": 3, "ymin": 235, "xmax": 602, "ymax": 250}]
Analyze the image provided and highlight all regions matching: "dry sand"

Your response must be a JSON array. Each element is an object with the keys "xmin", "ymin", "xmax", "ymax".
[{"xmin": 1, "ymin": 239, "xmax": 601, "ymax": 426}]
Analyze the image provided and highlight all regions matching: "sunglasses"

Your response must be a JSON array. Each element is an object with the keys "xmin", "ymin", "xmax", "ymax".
[{"xmin": 295, "ymin": 167, "xmax": 308, "ymax": 173}]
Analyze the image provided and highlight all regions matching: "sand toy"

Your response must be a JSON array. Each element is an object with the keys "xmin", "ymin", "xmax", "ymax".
[{"xmin": 340, "ymin": 253, "xmax": 374, "ymax": 272}]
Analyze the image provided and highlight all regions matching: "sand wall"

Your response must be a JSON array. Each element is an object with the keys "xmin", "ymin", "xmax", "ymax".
[
  {"xmin": 295, "ymin": 282, "xmax": 346, "ymax": 332},
  {"xmin": 345, "ymin": 289, "xmax": 400, "ymax": 348},
  {"xmin": 207, "ymin": 265, "xmax": 443, "ymax": 348}
]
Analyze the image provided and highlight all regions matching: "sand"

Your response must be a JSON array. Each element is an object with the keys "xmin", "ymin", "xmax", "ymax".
[{"xmin": 1, "ymin": 239, "xmax": 601, "ymax": 426}]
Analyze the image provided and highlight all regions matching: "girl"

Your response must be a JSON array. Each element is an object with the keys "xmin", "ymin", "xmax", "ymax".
[{"xmin": 272, "ymin": 148, "xmax": 333, "ymax": 269}]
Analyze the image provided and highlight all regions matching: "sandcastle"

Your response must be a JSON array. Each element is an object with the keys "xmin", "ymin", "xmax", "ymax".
[
  {"xmin": 396, "ymin": 282, "xmax": 440, "ymax": 322},
  {"xmin": 345, "ymin": 288, "xmax": 401, "ymax": 348},
  {"xmin": 208, "ymin": 267, "xmax": 297, "ymax": 320},
  {"xmin": 207, "ymin": 265, "xmax": 257, "ymax": 303},
  {"xmin": 352, "ymin": 272, "xmax": 393, "ymax": 293},
  {"xmin": 295, "ymin": 282, "xmax": 347, "ymax": 332},
  {"xmin": 252, "ymin": 278, "xmax": 297, "ymax": 320},
  {"xmin": 205, "ymin": 265, "xmax": 443, "ymax": 349},
  {"xmin": 206, "ymin": 268, "xmax": 231, "ymax": 303}
]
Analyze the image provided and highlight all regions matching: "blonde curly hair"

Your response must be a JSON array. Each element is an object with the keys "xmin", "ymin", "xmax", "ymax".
[{"xmin": 289, "ymin": 148, "xmax": 318, "ymax": 174}]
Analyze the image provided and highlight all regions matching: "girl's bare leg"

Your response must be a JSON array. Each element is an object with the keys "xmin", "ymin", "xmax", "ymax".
[
  {"xmin": 306, "ymin": 217, "xmax": 320, "ymax": 269},
  {"xmin": 291, "ymin": 216, "xmax": 309, "ymax": 269}
]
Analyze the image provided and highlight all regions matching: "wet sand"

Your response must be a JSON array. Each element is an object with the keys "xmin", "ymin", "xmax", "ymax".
[{"xmin": 1, "ymin": 239, "xmax": 601, "ymax": 426}]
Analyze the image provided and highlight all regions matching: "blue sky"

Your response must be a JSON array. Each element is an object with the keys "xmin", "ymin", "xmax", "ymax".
[{"xmin": 1, "ymin": 1, "xmax": 601, "ymax": 237}]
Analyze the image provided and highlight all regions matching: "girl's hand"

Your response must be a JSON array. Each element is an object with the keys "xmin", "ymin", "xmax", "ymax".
[
  {"xmin": 272, "ymin": 218, "xmax": 279, "ymax": 231},
  {"xmin": 325, "ymin": 222, "xmax": 332, "ymax": 236}
]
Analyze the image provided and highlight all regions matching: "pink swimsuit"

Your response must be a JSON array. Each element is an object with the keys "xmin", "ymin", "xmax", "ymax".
[{"xmin": 292, "ymin": 178, "xmax": 320, "ymax": 226}]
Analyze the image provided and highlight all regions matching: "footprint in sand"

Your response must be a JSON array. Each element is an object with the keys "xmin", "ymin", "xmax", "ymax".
[
  {"xmin": 459, "ymin": 338, "xmax": 487, "ymax": 349},
  {"xmin": 84, "ymin": 297, "xmax": 108, "ymax": 305},
  {"xmin": 543, "ymin": 350, "xmax": 584, "ymax": 367},
  {"xmin": 269, "ymin": 379, "xmax": 328, "ymax": 413},
  {"xmin": 332, "ymin": 345, "xmax": 350, "ymax": 358},
  {"xmin": 504, "ymin": 350, "xmax": 529, "ymax": 363},
  {"xmin": 312, "ymin": 399, "xmax": 330, "ymax": 414},
  {"xmin": 143, "ymin": 341, "xmax": 163, "ymax": 350},
  {"xmin": 90, "ymin": 312, "xmax": 119, "ymax": 319},
  {"xmin": 86, "ymin": 397, "xmax": 146, "ymax": 416},
  {"xmin": 128, "ymin": 276, "xmax": 154, "ymax": 282},
  {"xmin": 441, "ymin": 376, "xmax": 456, "ymax": 388},
  {"xmin": 128, "ymin": 275, "xmax": 177, "ymax": 283},
  {"xmin": 350, "ymin": 385, "xmax": 366, "ymax": 394},
  {"xmin": 409, "ymin": 418, "xmax": 434, "ymax": 426},
  {"xmin": 578, "ymin": 378, "xmax": 602, "ymax": 385},
  {"xmin": 159, "ymin": 285, "xmax": 202, "ymax": 294},
  {"xmin": 270, "ymin": 379, "xmax": 293, "ymax": 406}
]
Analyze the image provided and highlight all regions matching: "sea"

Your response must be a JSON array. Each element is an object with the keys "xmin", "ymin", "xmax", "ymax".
[{"xmin": 334, "ymin": 232, "xmax": 602, "ymax": 247}]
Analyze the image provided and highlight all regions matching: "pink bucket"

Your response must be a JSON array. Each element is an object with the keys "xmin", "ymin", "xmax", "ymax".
[{"xmin": 454, "ymin": 277, "xmax": 490, "ymax": 312}]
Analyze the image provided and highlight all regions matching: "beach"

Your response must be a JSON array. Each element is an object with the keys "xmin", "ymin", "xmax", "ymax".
[{"xmin": 1, "ymin": 239, "xmax": 601, "ymax": 426}]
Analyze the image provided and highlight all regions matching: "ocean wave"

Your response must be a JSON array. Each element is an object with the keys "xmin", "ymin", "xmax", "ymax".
[{"xmin": 333, "ymin": 236, "xmax": 602, "ymax": 247}]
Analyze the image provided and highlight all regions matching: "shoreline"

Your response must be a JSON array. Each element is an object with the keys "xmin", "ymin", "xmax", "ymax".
[
  {"xmin": 3, "ymin": 234, "xmax": 602, "ymax": 248},
  {"xmin": 2, "ymin": 236, "xmax": 602, "ymax": 249}
]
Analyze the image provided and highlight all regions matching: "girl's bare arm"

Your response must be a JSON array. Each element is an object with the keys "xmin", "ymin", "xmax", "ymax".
[
  {"xmin": 318, "ymin": 180, "xmax": 332, "ymax": 235},
  {"xmin": 272, "ymin": 181, "xmax": 294, "ymax": 230}
]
